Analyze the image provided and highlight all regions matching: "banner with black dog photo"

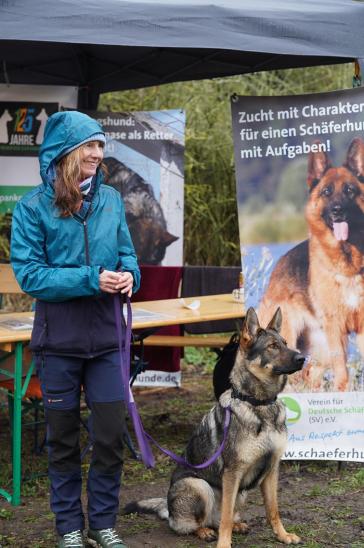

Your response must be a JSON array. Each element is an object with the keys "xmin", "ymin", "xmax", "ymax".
[
  {"xmin": 231, "ymin": 88, "xmax": 364, "ymax": 462},
  {"xmin": 88, "ymin": 109, "xmax": 185, "ymax": 267},
  {"xmin": 87, "ymin": 109, "xmax": 185, "ymax": 388}
]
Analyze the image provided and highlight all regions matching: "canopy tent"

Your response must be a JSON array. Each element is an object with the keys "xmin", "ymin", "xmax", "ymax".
[{"xmin": 1, "ymin": 0, "xmax": 363, "ymax": 108}]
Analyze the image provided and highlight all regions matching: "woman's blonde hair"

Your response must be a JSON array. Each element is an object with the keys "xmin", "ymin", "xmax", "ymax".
[{"xmin": 54, "ymin": 143, "xmax": 105, "ymax": 217}]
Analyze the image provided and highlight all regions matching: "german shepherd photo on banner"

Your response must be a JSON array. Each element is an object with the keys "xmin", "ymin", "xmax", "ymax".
[
  {"xmin": 259, "ymin": 138, "xmax": 364, "ymax": 391},
  {"xmin": 124, "ymin": 308, "xmax": 305, "ymax": 547}
]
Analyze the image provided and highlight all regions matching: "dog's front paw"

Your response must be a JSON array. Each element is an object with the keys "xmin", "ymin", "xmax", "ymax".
[
  {"xmin": 196, "ymin": 527, "xmax": 217, "ymax": 542},
  {"xmin": 277, "ymin": 532, "xmax": 301, "ymax": 544},
  {"xmin": 334, "ymin": 376, "xmax": 348, "ymax": 392},
  {"xmin": 232, "ymin": 521, "xmax": 249, "ymax": 534},
  {"xmin": 216, "ymin": 542, "xmax": 231, "ymax": 548}
]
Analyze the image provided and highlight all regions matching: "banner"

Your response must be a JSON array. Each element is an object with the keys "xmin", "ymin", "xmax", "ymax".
[
  {"xmin": 89, "ymin": 109, "xmax": 185, "ymax": 267},
  {"xmin": 0, "ymin": 85, "xmax": 78, "ymax": 212},
  {"xmin": 231, "ymin": 88, "xmax": 364, "ymax": 461},
  {"xmin": 86, "ymin": 110, "xmax": 185, "ymax": 387}
]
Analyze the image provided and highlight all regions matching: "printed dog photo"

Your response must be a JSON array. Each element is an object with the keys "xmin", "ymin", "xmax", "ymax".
[
  {"xmin": 259, "ymin": 138, "xmax": 364, "ymax": 391},
  {"xmin": 124, "ymin": 308, "xmax": 305, "ymax": 547},
  {"xmin": 103, "ymin": 156, "xmax": 178, "ymax": 265}
]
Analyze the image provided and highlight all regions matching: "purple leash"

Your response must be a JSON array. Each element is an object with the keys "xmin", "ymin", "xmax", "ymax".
[
  {"xmin": 114, "ymin": 294, "xmax": 155, "ymax": 468},
  {"xmin": 144, "ymin": 406, "xmax": 231, "ymax": 469},
  {"xmin": 114, "ymin": 294, "xmax": 232, "ymax": 470}
]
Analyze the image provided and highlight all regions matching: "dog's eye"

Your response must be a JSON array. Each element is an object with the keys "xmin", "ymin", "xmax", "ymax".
[
  {"xmin": 269, "ymin": 342, "xmax": 280, "ymax": 350},
  {"xmin": 344, "ymin": 184, "xmax": 358, "ymax": 199},
  {"xmin": 321, "ymin": 186, "xmax": 332, "ymax": 197}
]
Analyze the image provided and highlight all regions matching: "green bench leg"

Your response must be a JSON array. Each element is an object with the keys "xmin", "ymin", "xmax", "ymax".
[{"xmin": 11, "ymin": 342, "xmax": 23, "ymax": 506}]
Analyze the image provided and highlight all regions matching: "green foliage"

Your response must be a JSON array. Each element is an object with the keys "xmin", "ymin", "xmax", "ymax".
[
  {"xmin": 0, "ymin": 212, "xmax": 11, "ymax": 261},
  {"xmin": 183, "ymin": 345, "xmax": 217, "ymax": 373},
  {"xmin": 240, "ymin": 206, "xmax": 307, "ymax": 244},
  {"xmin": 0, "ymin": 508, "xmax": 13, "ymax": 520},
  {"xmin": 275, "ymin": 157, "xmax": 309, "ymax": 211},
  {"xmin": 99, "ymin": 64, "xmax": 353, "ymax": 265}
]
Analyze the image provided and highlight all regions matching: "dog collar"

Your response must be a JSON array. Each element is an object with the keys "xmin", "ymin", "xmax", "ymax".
[{"xmin": 231, "ymin": 387, "xmax": 277, "ymax": 406}]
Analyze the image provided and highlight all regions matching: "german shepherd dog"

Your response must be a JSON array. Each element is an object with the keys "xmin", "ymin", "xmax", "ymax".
[
  {"xmin": 259, "ymin": 138, "xmax": 364, "ymax": 391},
  {"xmin": 124, "ymin": 308, "xmax": 305, "ymax": 547},
  {"xmin": 103, "ymin": 156, "xmax": 178, "ymax": 264}
]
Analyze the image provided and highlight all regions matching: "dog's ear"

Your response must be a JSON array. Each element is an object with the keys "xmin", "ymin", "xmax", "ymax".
[
  {"xmin": 241, "ymin": 307, "xmax": 260, "ymax": 349},
  {"xmin": 266, "ymin": 307, "xmax": 282, "ymax": 333},
  {"xmin": 307, "ymin": 143, "xmax": 331, "ymax": 190},
  {"xmin": 161, "ymin": 231, "xmax": 179, "ymax": 246},
  {"xmin": 345, "ymin": 138, "xmax": 364, "ymax": 180}
]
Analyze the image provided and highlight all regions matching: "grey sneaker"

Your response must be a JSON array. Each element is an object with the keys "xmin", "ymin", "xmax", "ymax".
[
  {"xmin": 87, "ymin": 528, "xmax": 127, "ymax": 547},
  {"xmin": 58, "ymin": 530, "xmax": 85, "ymax": 547}
]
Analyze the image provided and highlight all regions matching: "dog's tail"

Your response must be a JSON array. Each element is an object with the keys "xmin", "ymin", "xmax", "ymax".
[{"xmin": 123, "ymin": 497, "xmax": 169, "ymax": 520}]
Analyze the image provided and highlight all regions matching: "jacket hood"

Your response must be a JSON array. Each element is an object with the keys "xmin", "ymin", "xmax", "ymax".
[{"xmin": 39, "ymin": 111, "xmax": 105, "ymax": 184}]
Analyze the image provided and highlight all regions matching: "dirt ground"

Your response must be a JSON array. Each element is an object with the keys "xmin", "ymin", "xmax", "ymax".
[{"xmin": 1, "ymin": 368, "xmax": 364, "ymax": 548}]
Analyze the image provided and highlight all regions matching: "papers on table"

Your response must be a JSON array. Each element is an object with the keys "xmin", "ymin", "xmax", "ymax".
[
  {"xmin": 179, "ymin": 298, "xmax": 200, "ymax": 310},
  {"xmin": 124, "ymin": 307, "xmax": 174, "ymax": 322},
  {"xmin": 0, "ymin": 308, "xmax": 175, "ymax": 331},
  {"xmin": 0, "ymin": 317, "xmax": 34, "ymax": 330}
]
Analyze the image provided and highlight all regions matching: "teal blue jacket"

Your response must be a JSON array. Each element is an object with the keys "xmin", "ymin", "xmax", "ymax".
[{"xmin": 11, "ymin": 111, "xmax": 140, "ymax": 303}]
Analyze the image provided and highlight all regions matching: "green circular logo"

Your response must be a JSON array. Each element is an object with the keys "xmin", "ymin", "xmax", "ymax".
[{"xmin": 280, "ymin": 396, "xmax": 301, "ymax": 424}]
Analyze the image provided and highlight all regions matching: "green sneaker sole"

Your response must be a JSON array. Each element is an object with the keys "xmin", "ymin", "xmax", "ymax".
[{"xmin": 86, "ymin": 536, "xmax": 127, "ymax": 548}]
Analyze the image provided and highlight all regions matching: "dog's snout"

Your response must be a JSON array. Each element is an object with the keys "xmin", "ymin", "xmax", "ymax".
[
  {"xmin": 331, "ymin": 203, "xmax": 343, "ymax": 216},
  {"xmin": 294, "ymin": 354, "xmax": 305, "ymax": 370}
]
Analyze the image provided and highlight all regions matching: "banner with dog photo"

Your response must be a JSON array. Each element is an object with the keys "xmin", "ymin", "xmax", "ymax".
[
  {"xmin": 88, "ymin": 109, "xmax": 185, "ymax": 268},
  {"xmin": 231, "ymin": 87, "xmax": 364, "ymax": 461},
  {"xmin": 87, "ymin": 109, "xmax": 185, "ymax": 388}
]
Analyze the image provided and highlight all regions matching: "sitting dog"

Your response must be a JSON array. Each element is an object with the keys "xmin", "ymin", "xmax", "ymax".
[{"xmin": 124, "ymin": 308, "xmax": 305, "ymax": 547}]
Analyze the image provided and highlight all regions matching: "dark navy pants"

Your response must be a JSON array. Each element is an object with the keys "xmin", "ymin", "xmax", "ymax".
[{"xmin": 37, "ymin": 351, "xmax": 125, "ymax": 535}]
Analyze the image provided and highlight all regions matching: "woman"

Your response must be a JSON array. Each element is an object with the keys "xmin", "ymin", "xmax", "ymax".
[{"xmin": 11, "ymin": 110, "xmax": 140, "ymax": 548}]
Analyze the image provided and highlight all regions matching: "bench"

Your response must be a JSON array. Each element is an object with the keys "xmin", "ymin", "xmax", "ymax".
[{"xmin": 135, "ymin": 334, "xmax": 231, "ymax": 348}]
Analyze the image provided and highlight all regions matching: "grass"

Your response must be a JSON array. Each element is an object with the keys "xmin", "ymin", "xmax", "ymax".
[
  {"xmin": 121, "ymin": 513, "xmax": 160, "ymax": 535},
  {"xmin": 0, "ymin": 508, "xmax": 13, "ymax": 519}
]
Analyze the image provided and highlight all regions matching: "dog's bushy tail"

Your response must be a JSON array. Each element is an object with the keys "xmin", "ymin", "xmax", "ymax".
[{"xmin": 123, "ymin": 497, "xmax": 168, "ymax": 520}]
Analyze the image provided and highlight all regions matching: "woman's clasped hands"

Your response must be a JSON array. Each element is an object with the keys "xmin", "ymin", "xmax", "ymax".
[{"xmin": 99, "ymin": 270, "xmax": 133, "ymax": 297}]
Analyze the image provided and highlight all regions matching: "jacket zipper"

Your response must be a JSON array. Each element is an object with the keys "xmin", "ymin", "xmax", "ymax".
[
  {"xmin": 83, "ymin": 220, "xmax": 90, "ymax": 266},
  {"xmin": 82, "ymin": 200, "xmax": 94, "ymax": 266},
  {"xmin": 82, "ymin": 208, "xmax": 94, "ymax": 355}
]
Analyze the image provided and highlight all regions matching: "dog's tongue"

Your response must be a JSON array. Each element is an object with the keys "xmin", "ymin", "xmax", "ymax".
[{"xmin": 333, "ymin": 221, "xmax": 349, "ymax": 241}]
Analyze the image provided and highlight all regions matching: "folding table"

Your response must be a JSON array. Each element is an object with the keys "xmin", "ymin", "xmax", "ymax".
[{"xmin": 0, "ymin": 294, "xmax": 244, "ymax": 505}]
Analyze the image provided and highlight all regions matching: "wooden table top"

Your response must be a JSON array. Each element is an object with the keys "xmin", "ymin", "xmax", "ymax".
[
  {"xmin": 130, "ymin": 293, "xmax": 244, "ymax": 329},
  {"xmin": 0, "ymin": 293, "xmax": 245, "ymax": 344}
]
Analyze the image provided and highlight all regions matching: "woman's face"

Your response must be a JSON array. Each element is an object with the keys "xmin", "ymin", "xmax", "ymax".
[{"xmin": 79, "ymin": 141, "xmax": 104, "ymax": 179}]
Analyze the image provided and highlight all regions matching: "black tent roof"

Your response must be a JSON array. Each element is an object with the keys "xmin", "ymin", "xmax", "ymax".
[{"xmin": 1, "ymin": 0, "xmax": 363, "ymax": 107}]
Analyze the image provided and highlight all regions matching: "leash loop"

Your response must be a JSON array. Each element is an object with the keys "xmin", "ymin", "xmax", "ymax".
[
  {"xmin": 145, "ymin": 406, "xmax": 231, "ymax": 469},
  {"xmin": 114, "ymin": 294, "xmax": 231, "ymax": 470}
]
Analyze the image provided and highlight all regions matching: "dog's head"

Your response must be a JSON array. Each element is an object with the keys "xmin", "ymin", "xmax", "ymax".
[
  {"xmin": 103, "ymin": 156, "xmax": 178, "ymax": 264},
  {"xmin": 306, "ymin": 138, "xmax": 364, "ymax": 243},
  {"xmin": 126, "ymin": 216, "xmax": 178, "ymax": 265},
  {"xmin": 238, "ymin": 307, "xmax": 305, "ymax": 382}
]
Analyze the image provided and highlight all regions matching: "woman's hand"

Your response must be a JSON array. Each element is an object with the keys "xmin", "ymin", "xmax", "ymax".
[
  {"xmin": 99, "ymin": 270, "xmax": 133, "ymax": 297},
  {"xmin": 117, "ymin": 271, "xmax": 134, "ymax": 297}
]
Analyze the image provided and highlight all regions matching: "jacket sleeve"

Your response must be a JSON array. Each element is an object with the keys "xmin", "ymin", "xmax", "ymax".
[
  {"xmin": 10, "ymin": 201, "xmax": 101, "ymax": 302},
  {"xmin": 117, "ymin": 197, "xmax": 140, "ymax": 293}
]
